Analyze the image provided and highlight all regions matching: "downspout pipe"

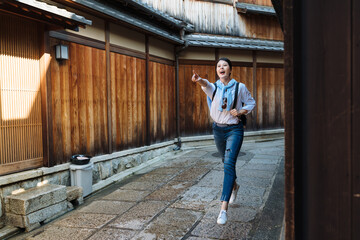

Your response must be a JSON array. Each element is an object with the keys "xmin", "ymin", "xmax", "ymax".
[{"xmin": 174, "ymin": 33, "xmax": 188, "ymax": 150}]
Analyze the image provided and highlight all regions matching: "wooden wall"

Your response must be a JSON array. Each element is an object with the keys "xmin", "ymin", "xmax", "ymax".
[
  {"xmin": 48, "ymin": 37, "xmax": 177, "ymax": 164},
  {"xmin": 0, "ymin": 14, "xmax": 43, "ymax": 175},
  {"xmin": 178, "ymin": 62, "xmax": 284, "ymax": 136},
  {"xmin": 239, "ymin": 0, "xmax": 273, "ymax": 6},
  {"xmin": 149, "ymin": 61, "xmax": 176, "ymax": 143},
  {"xmin": 110, "ymin": 53, "xmax": 146, "ymax": 150},
  {"xmin": 243, "ymin": 15, "xmax": 283, "ymax": 40},
  {"xmin": 139, "ymin": 0, "xmax": 283, "ymax": 40},
  {"xmin": 256, "ymin": 67, "xmax": 284, "ymax": 129},
  {"xmin": 179, "ymin": 64, "xmax": 215, "ymax": 136},
  {"xmin": 50, "ymin": 39, "xmax": 108, "ymax": 164}
]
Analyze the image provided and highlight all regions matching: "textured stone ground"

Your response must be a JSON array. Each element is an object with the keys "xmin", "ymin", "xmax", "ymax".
[{"xmin": 11, "ymin": 139, "xmax": 284, "ymax": 240}]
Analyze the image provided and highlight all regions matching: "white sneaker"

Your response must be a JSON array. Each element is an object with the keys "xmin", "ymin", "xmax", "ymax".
[
  {"xmin": 217, "ymin": 210, "xmax": 227, "ymax": 225},
  {"xmin": 229, "ymin": 183, "xmax": 239, "ymax": 204}
]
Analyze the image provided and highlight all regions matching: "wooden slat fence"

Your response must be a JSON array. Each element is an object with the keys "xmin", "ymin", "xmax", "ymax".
[
  {"xmin": 110, "ymin": 53, "xmax": 147, "ymax": 150},
  {"xmin": 0, "ymin": 14, "xmax": 43, "ymax": 175},
  {"xmin": 50, "ymin": 39, "xmax": 108, "ymax": 164},
  {"xmin": 179, "ymin": 64, "xmax": 215, "ymax": 136},
  {"xmin": 256, "ymin": 67, "xmax": 284, "ymax": 129},
  {"xmin": 179, "ymin": 63, "xmax": 284, "ymax": 136},
  {"xmin": 149, "ymin": 61, "xmax": 176, "ymax": 143}
]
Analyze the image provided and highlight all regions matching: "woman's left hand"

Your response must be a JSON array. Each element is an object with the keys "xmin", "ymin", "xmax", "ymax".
[{"xmin": 230, "ymin": 109, "xmax": 248, "ymax": 117}]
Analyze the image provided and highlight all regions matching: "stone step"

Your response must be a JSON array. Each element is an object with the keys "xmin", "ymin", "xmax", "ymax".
[
  {"xmin": 6, "ymin": 184, "xmax": 66, "ymax": 215},
  {"xmin": 0, "ymin": 225, "xmax": 21, "ymax": 239}
]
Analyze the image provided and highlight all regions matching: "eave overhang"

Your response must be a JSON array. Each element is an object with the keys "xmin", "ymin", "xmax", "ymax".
[
  {"xmin": 70, "ymin": 0, "xmax": 184, "ymax": 44},
  {"xmin": 185, "ymin": 34, "xmax": 284, "ymax": 52},
  {"xmin": 0, "ymin": 0, "xmax": 91, "ymax": 31},
  {"xmin": 236, "ymin": 3, "xmax": 276, "ymax": 16},
  {"xmin": 113, "ymin": 0, "xmax": 194, "ymax": 33}
]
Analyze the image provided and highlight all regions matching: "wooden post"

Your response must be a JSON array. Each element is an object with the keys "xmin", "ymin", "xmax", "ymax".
[
  {"xmin": 145, "ymin": 35, "xmax": 150, "ymax": 146},
  {"xmin": 283, "ymin": 1, "xmax": 295, "ymax": 238},
  {"xmin": 215, "ymin": 48, "xmax": 219, "ymax": 80},
  {"xmin": 105, "ymin": 21, "xmax": 112, "ymax": 153},
  {"xmin": 252, "ymin": 50, "xmax": 257, "ymax": 130},
  {"xmin": 39, "ymin": 25, "xmax": 54, "ymax": 167}
]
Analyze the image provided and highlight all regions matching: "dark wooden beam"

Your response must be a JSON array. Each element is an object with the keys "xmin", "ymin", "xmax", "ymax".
[
  {"xmin": 352, "ymin": 0, "xmax": 360, "ymax": 238},
  {"xmin": 49, "ymin": 30, "xmax": 105, "ymax": 50},
  {"xmin": 283, "ymin": 0, "xmax": 295, "ymax": 238}
]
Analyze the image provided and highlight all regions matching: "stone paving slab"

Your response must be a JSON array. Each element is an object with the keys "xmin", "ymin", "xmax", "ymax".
[
  {"xmin": 243, "ymin": 163, "xmax": 278, "ymax": 172},
  {"xmin": 145, "ymin": 181, "xmax": 193, "ymax": 202},
  {"xmin": 191, "ymin": 217, "xmax": 252, "ymax": 240},
  {"xmin": 196, "ymin": 170, "xmax": 223, "ymax": 188},
  {"xmin": 135, "ymin": 173, "xmax": 176, "ymax": 183},
  {"xmin": 9, "ymin": 138, "xmax": 285, "ymax": 240},
  {"xmin": 171, "ymin": 167, "xmax": 211, "ymax": 182},
  {"xmin": 238, "ymin": 169, "xmax": 275, "ymax": 179},
  {"xmin": 78, "ymin": 200, "xmax": 135, "ymax": 215},
  {"xmin": 203, "ymin": 200, "xmax": 257, "ymax": 223},
  {"xmin": 53, "ymin": 213, "xmax": 117, "ymax": 229},
  {"xmin": 102, "ymin": 189, "xmax": 152, "ymax": 202},
  {"xmin": 172, "ymin": 186, "xmax": 220, "ymax": 211},
  {"xmin": 238, "ymin": 185, "xmax": 266, "ymax": 197},
  {"xmin": 237, "ymin": 176, "xmax": 272, "ymax": 189},
  {"xmin": 166, "ymin": 158, "xmax": 198, "ymax": 168},
  {"xmin": 134, "ymin": 208, "xmax": 203, "ymax": 240},
  {"xmin": 251, "ymin": 154, "xmax": 281, "ymax": 160},
  {"xmin": 235, "ymin": 195, "xmax": 263, "ymax": 208},
  {"xmin": 87, "ymin": 228, "xmax": 136, "ymax": 240},
  {"xmin": 25, "ymin": 226, "xmax": 96, "ymax": 240},
  {"xmin": 181, "ymin": 150, "xmax": 209, "ymax": 158},
  {"xmin": 109, "ymin": 201, "xmax": 168, "ymax": 230},
  {"xmin": 147, "ymin": 167, "xmax": 184, "ymax": 175},
  {"xmin": 119, "ymin": 180, "xmax": 165, "ymax": 191}
]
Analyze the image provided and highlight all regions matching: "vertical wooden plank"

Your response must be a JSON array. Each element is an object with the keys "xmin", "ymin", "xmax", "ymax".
[
  {"xmin": 141, "ymin": 59, "xmax": 147, "ymax": 145},
  {"xmin": 69, "ymin": 42, "xmax": 80, "ymax": 155},
  {"xmin": 121, "ymin": 55, "xmax": 128, "ymax": 147},
  {"xmin": 100, "ymin": 49, "xmax": 108, "ymax": 153},
  {"xmin": 126, "ymin": 56, "xmax": 133, "ymax": 146},
  {"xmin": 353, "ymin": 0, "xmax": 360, "ymax": 238},
  {"xmin": 179, "ymin": 65, "xmax": 185, "ymax": 136},
  {"xmin": 105, "ymin": 21, "xmax": 112, "ymax": 153},
  {"xmin": 145, "ymin": 36, "xmax": 150, "ymax": 145},
  {"xmin": 131, "ymin": 56, "xmax": 138, "ymax": 145},
  {"xmin": 61, "ymin": 43, "xmax": 71, "ymax": 159},
  {"xmin": 39, "ymin": 27, "xmax": 52, "ymax": 167},
  {"xmin": 77, "ymin": 44, "xmax": 87, "ymax": 154},
  {"xmin": 256, "ymin": 68, "xmax": 263, "ymax": 129},
  {"xmin": 252, "ymin": 51, "xmax": 257, "ymax": 130},
  {"xmin": 92, "ymin": 48, "xmax": 100, "ymax": 153},
  {"xmin": 262, "ymin": 68, "xmax": 269, "ymax": 128},
  {"xmin": 274, "ymin": 68, "xmax": 282, "ymax": 127},
  {"xmin": 268, "ymin": 68, "xmax": 276, "ymax": 126},
  {"xmin": 110, "ymin": 53, "xmax": 117, "ymax": 150},
  {"xmin": 84, "ymin": 46, "xmax": 94, "ymax": 154},
  {"xmin": 51, "ymin": 42, "xmax": 63, "ymax": 163}
]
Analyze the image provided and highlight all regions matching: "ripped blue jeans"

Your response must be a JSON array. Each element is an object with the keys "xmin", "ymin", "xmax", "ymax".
[{"xmin": 213, "ymin": 122, "xmax": 244, "ymax": 202}]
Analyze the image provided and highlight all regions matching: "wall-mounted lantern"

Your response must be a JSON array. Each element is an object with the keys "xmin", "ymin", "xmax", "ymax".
[{"xmin": 55, "ymin": 44, "xmax": 69, "ymax": 60}]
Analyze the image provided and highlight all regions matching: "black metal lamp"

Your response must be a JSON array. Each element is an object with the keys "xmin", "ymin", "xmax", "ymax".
[{"xmin": 55, "ymin": 44, "xmax": 69, "ymax": 60}]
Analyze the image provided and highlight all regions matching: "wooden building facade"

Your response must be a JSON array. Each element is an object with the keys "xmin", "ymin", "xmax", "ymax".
[{"xmin": 0, "ymin": 0, "xmax": 283, "ymax": 175}]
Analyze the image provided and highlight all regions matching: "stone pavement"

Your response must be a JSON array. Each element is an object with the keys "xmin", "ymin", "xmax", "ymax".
[{"xmin": 10, "ymin": 138, "xmax": 284, "ymax": 240}]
